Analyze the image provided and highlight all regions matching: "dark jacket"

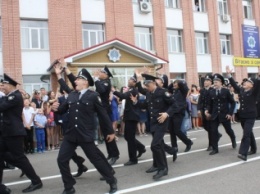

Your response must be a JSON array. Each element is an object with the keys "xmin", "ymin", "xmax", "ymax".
[
  {"xmin": 0, "ymin": 90, "xmax": 26, "ymax": 137},
  {"xmin": 113, "ymin": 87, "xmax": 140, "ymax": 121},
  {"xmin": 207, "ymin": 87, "xmax": 235, "ymax": 122},
  {"xmin": 229, "ymin": 77, "xmax": 260, "ymax": 119},
  {"xmin": 95, "ymin": 79, "xmax": 111, "ymax": 112},
  {"xmin": 136, "ymin": 87, "xmax": 174, "ymax": 132},
  {"xmin": 197, "ymin": 87, "xmax": 214, "ymax": 112},
  {"xmin": 171, "ymin": 89, "xmax": 187, "ymax": 115},
  {"xmin": 57, "ymin": 90, "xmax": 114, "ymax": 142},
  {"xmin": 31, "ymin": 98, "xmax": 42, "ymax": 109}
]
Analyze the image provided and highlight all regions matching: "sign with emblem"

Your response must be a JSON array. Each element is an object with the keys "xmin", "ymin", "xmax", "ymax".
[
  {"xmin": 108, "ymin": 48, "xmax": 121, "ymax": 63},
  {"xmin": 242, "ymin": 25, "xmax": 260, "ymax": 58}
]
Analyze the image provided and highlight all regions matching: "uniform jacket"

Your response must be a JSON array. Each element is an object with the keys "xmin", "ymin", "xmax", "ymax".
[
  {"xmin": 136, "ymin": 87, "xmax": 175, "ymax": 132},
  {"xmin": 229, "ymin": 77, "xmax": 260, "ymax": 119},
  {"xmin": 57, "ymin": 90, "xmax": 114, "ymax": 142},
  {"xmin": 95, "ymin": 79, "xmax": 111, "ymax": 111},
  {"xmin": 197, "ymin": 87, "xmax": 214, "ymax": 112},
  {"xmin": 113, "ymin": 87, "xmax": 140, "ymax": 121},
  {"xmin": 0, "ymin": 90, "xmax": 26, "ymax": 137},
  {"xmin": 207, "ymin": 87, "xmax": 235, "ymax": 122},
  {"xmin": 171, "ymin": 89, "xmax": 187, "ymax": 115}
]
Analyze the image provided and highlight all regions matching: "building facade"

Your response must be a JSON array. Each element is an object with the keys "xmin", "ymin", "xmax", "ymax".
[{"xmin": 0, "ymin": 0, "xmax": 259, "ymax": 93}]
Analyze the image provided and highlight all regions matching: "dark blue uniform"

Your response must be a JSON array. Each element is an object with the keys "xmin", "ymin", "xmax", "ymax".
[
  {"xmin": 207, "ymin": 87, "xmax": 236, "ymax": 153},
  {"xmin": 137, "ymin": 87, "xmax": 174, "ymax": 172},
  {"xmin": 198, "ymin": 87, "xmax": 214, "ymax": 149},
  {"xmin": 114, "ymin": 87, "xmax": 145, "ymax": 163},
  {"xmin": 95, "ymin": 79, "xmax": 120, "ymax": 159},
  {"xmin": 0, "ymin": 90, "xmax": 41, "ymax": 188},
  {"xmin": 229, "ymin": 77, "xmax": 260, "ymax": 157},
  {"xmin": 56, "ymin": 90, "xmax": 116, "ymax": 190}
]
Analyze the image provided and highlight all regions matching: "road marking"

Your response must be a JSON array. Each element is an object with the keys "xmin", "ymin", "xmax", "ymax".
[
  {"xmin": 145, "ymin": 138, "xmax": 197, "ymax": 148},
  {"xmin": 114, "ymin": 156, "xmax": 260, "ymax": 194},
  {"xmin": 4, "ymin": 137, "xmax": 260, "ymax": 187}
]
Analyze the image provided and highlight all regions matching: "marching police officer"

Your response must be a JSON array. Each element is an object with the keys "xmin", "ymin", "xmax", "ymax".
[
  {"xmin": 168, "ymin": 80, "xmax": 194, "ymax": 156},
  {"xmin": 112, "ymin": 74, "xmax": 146, "ymax": 166},
  {"xmin": 52, "ymin": 69, "xmax": 117, "ymax": 194},
  {"xmin": 226, "ymin": 66, "xmax": 260, "ymax": 161},
  {"xmin": 0, "ymin": 74, "xmax": 42, "ymax": 193},
  {"xmin": 135, "ymin": 73, "xmax": 177, "ymax": 158},
  {"xmin": 93, "ymin": 66, "xmax": 120, "ymax": 165},
  {"xmin": 130, "ymin": 74, "xmax": 175, "ymax": 180},
  {"xmin": 54, "ymin": 65, "xmax": 88, "ymax": 178},
  {"xmin": 205, "ymin": 73, "xmax": 237, "ymax": 155},
  {"xmin": 198, "ymin": 74, "xmax": 222, "ymax": 151}
]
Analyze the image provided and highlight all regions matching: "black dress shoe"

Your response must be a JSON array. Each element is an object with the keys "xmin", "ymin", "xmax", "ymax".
[
  {"xmin": 22, "ymin": 182, "xmax": 43, "ymax": 193},
  {"xmin": 0, "ymin": 186, "xmax": 11, "ymax": 194},
  {"xmin": 173, "ymin": 153, "xmax": 177, "ymax": 162},
  {"xmin": 248, "ymin": 150, "xmax": 256, "ymax": 155},
  {"xmin": 73, "ymin": 165, "xmax": 88, "ymax": 177},
  {"xmin": 109, "ymin": 178, "xmax": 117, "ymax": 194},
  {"xmin": 137, "ymin": 148, "xmax": 146, "ymax": 158},
  {"xmin": 124, "ymin": 161, "xmax": 138, "ymax": 166},
  {"xmin": 231, "ymin": 139, "xmax": 237, "ymax": 149},
  {"xmin": 206, "ymin": 146, "xmax": 213, "ymax": 151},
  {"xmin": 109, "ymin": 157, "xmax": 119, "ymax": 166},
  {"xmin": 184, "ymin": 141, "xmax": 193, "ymax": 152},
  {"xmin": 238, "ymin": 154, "xmax": 247, "ymax": 161},
  {"xmin": 153, "ymin": 168, "xmax": 168, "ymax": 181},
  {"xmin": 62, "ymin": 187, "xmax": 76, "ymax": 194},
  {"xmin": 146, "ymin": 166, "xmax": 158, "ymax": 173},
  {"xmin": 20, "ymin": 170, "xmax": 25, "ymax": 178},
  {"xmin": 209, "ymin": 150, "xmax": 219, "ymax": 155}
]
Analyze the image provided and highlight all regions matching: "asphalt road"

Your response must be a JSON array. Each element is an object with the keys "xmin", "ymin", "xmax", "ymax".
[{"xmin": 3, "ymin": 120, "xmax": 260, "ymax": 194}]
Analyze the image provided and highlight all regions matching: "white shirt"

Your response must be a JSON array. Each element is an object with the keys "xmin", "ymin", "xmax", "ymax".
[
  {"xmin": 42, "ymin": 95, "xmax": 49, "ymax": 102},
  {"xmin": 23, "ymin": 107, "xmax": 35, "ymax": 127},
  {"xmin": 0, "ymin": 91, "xmax": 5, "ymax": 98}
]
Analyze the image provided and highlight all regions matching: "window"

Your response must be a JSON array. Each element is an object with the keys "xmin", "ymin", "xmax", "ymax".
[
  {"xmin": 132, "ymin": 0, "xmax": 150, "ymax": 2},
  {"xmin": 23, "ymin": 75, "xmax": 50, "ymax": 94},
  {"xmin": 243, "ymin": 0, "xmax": 253, "ymax": 19},
  {"xmin": 165, "ymin": 0, "xmax": 180, "ymax": 8},
  {"xmin": 217, "ymin": 0, "xmax": 228, "ymax": 15},
  {"xmin": 194, "ymin": 0, "xmax": 206, "ymax": 12},
  {"xmin": 135, "ymin": 27, "xmax": 153, "ymax": 51},
  {"xmin": 195, "ymin": 32, "xmax": 209, "ymax": 54},
  {"xmin": 220, "ymin": 34, "xmax": 231, "ymax": 55},
  {"xmin": 82, "ymin": 23, "xmax": 105, "ymax": 49},
  {"xmin": 21, "ymin": 20, "xmax": 49, "ymax": 50},
  {"xmin": 167, "ymin": 29, "xmax": 183, "ymax": 53}
]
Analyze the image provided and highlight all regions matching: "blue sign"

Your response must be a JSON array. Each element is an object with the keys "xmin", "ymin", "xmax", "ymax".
[{"xmin": 242, "ymin": 25, "xmax": 260, "ymax": 58}]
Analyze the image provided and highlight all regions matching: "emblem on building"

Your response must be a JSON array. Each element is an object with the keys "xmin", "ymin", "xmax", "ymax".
[
  {"xmin": 247, "ymin": 36, "xmax": 256, "ymax": 49},
  {"xmin": 108, "ymin": 48, "xmax": 121, "ymax": 62}
]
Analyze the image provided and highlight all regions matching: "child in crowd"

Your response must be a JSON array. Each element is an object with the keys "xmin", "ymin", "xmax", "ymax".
[{"xmin": 34, "ymin": 109, "xmax": 47, "ymax": 153}]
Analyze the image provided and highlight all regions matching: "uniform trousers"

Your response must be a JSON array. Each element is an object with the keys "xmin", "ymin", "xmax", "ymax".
[
  {"xmin": 239, "ymin": 118, "xmax": 257, "ymax": 155},
  {"xmin": 57, "ymin": 137, "xmax": 115, "ymax": 190},
  {"xmin": 24, "ymin": 127, "xmax": 34, "ymax": 152},
  {"xmin": 99, "ymin": 121, "xmax": 120, "ymax": 158},
  {"xmin": 210, "ymin": 117, "xmax": 236, "ymax": 151},
  {"xmin": 201, "ymin": 113, "xmax": 212, "ymax": 147},
  {"xmin": 169, "ymin": 114, "xmax": 192, "ymax": 148},
  {"xmin": 124, "ymin": 120, "xmax": 145, "ymax": 162},
  {"xmin": 0, "ymin": 136, "xmax": 41, "ymax": 185},
  {"xmin": 151, "ymin": 129, "xmax": 168, "ymax": 171}
]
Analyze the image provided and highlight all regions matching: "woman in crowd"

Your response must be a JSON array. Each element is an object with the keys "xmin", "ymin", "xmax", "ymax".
[
  {"xmin": 137, "ymin": 93, "xmax": 147, "ymax": 136},
  {"xmin": 109, "ymin": 87, "xmax": 120, "ymax": 137},
  {"xmin": 48, "ymin": 90, "xmax": 60, "ymax": 149},
  {"xmin": 189, "ymin": 85, "xmax": 200, "ymax": 130},
  {"xmin": 118, "ymin": 86, "xmax": 128, "ymax": 136},
  {"xmin": 228, "ymin": 85, "xmax": 239, "ymax": 124}
]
